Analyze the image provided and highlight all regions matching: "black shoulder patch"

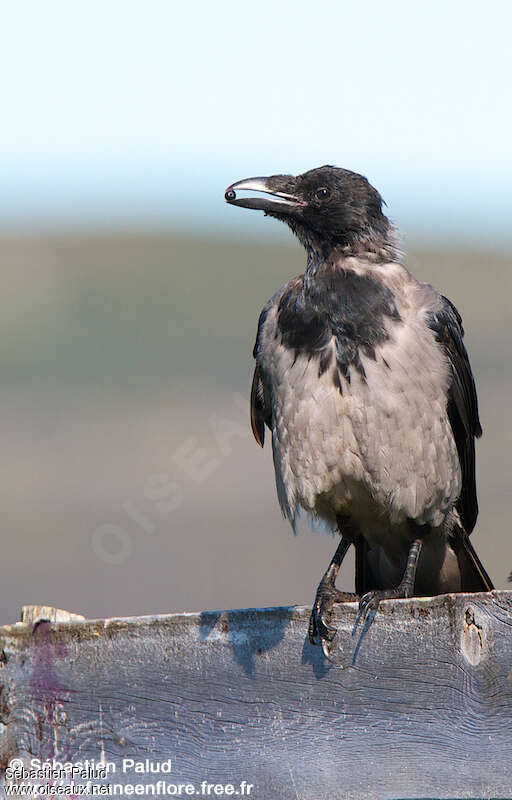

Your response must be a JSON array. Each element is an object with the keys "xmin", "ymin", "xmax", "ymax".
[
  {"xmin": 276, "ymin": 268, "xmax": 401, "ymax": 391},
  {"xmin": 277, "ymin": 283, "xmax": 331, "ymax": 356},
  {"xmin": 253, "ymin": 306, "xmax": 270, "ymax": 359}
]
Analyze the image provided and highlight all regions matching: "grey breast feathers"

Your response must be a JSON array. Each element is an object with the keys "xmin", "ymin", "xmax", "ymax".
[{"xmin": 251, "ymin": 263, "xmax": 475, "ymax": 535}]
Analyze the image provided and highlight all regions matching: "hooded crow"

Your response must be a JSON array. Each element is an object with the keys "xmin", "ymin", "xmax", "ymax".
[{"xmin": 225, "ymin": 165, "xmax": 493, "ymax": 646}]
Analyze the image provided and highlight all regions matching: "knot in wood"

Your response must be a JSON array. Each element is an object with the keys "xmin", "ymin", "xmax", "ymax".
[{"xmin": 461, "ymin": 605, "xmax": 485, "ymax": 665}]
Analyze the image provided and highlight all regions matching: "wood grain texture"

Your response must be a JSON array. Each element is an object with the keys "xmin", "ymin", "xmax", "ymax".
[{"xmin": 1, "ymin": 592, "xmax": 512, "ymax": 799}]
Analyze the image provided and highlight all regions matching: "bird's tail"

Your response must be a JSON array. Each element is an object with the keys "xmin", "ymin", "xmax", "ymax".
[
  {"xmin": 450, "ymin": 524, "xmax": 494, "ymax": 592},
  {"xmin": 354, "ymin": 525, "xmax": 494, "ymax": 596}
]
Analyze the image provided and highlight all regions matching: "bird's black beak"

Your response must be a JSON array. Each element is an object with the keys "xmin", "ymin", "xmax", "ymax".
[{"xmin": 224, "ymin": 176, "xmax": 305, "ymax": 214}]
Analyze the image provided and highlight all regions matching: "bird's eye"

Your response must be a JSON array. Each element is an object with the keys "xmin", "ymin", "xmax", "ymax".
[{"xmin": 314, "ymin": 187, "xmax": 331, "ymax": 201}]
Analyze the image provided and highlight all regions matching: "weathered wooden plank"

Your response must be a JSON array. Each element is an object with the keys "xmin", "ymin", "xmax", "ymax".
[
  {"xmin": 1, "ymin": 592, "xmax": 512, "ymax": 799},
  {"xmin": 20, "ymin": 606, "xmax": 86, "ymax": 625}
]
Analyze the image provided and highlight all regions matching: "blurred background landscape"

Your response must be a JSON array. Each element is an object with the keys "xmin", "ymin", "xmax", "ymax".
[{"xmin": 0, "ymin": 2, "xmax": 510, "ymax": 622}]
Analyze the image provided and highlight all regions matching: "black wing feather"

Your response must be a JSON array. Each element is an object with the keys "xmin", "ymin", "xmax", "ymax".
[
  {"xmin": 250, "ymin": 365, "xmax": 268, "ymax": 447},
  {"xmin": 427, "ymin": 296, "xmax": 482, "ymax": 533},
  {"xmin": 251, "ymin": 307, "xmax": 272, "ymax": 448}
]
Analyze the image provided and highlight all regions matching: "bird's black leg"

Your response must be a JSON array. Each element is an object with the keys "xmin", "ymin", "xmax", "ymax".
[
  {"xmin": 359, "ymin": 538, "xmax": 423, "ymax": 618},
  {"xmin": 308, "ymin": 535, "xmax": 357, "ymax": 645}
]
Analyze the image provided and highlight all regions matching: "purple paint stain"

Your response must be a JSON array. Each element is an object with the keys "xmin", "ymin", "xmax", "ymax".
[{"xmin": 29, "ymin": 621, "xmax": 71, "ymax": 760}]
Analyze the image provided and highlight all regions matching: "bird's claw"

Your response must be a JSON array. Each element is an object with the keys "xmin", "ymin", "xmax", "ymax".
[
  {"xmin": 359, "ymin": 586, "xmax": 411, "ymax": 620},
  {"xmin": 308, "ymin": 591, "xmax": 337, "ymax": 645},
  {"xmin": 308, "ymin": 581, "xmax": 356, "ymax": 646}
]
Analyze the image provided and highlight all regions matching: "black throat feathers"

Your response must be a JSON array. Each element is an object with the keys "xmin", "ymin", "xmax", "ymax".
[{"xmin": 276, "ymin": 260, "xmax": 402, "ymax": 391}]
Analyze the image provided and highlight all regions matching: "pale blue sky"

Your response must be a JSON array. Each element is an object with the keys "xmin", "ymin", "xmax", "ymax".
[{"xmin": 1, "ymin": 1, "xmax": 511, "ymax": 243}]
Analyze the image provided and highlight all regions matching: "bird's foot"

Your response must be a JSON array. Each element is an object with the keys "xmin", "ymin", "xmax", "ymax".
[
  {"xmin": 359, "ymin": 537, "xmax": 423, "ymax": 620},
  {"xmin": 359, "ymin": 585, "xmax": 412, "ymax": 619},
  {"xmin": 308, "ymin": 580, "xmax": 357, "ymax": 645}
]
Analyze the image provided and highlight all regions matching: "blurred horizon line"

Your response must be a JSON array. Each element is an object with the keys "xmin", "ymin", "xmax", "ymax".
[{"xmin": 0, "ymin": 224, "xmax": 510, "ymax": 256}]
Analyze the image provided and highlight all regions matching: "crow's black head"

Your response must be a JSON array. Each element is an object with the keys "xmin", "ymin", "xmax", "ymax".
[{"xmin": 225, "ymin": 165, "xmax": 393, "ymax": 255}]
